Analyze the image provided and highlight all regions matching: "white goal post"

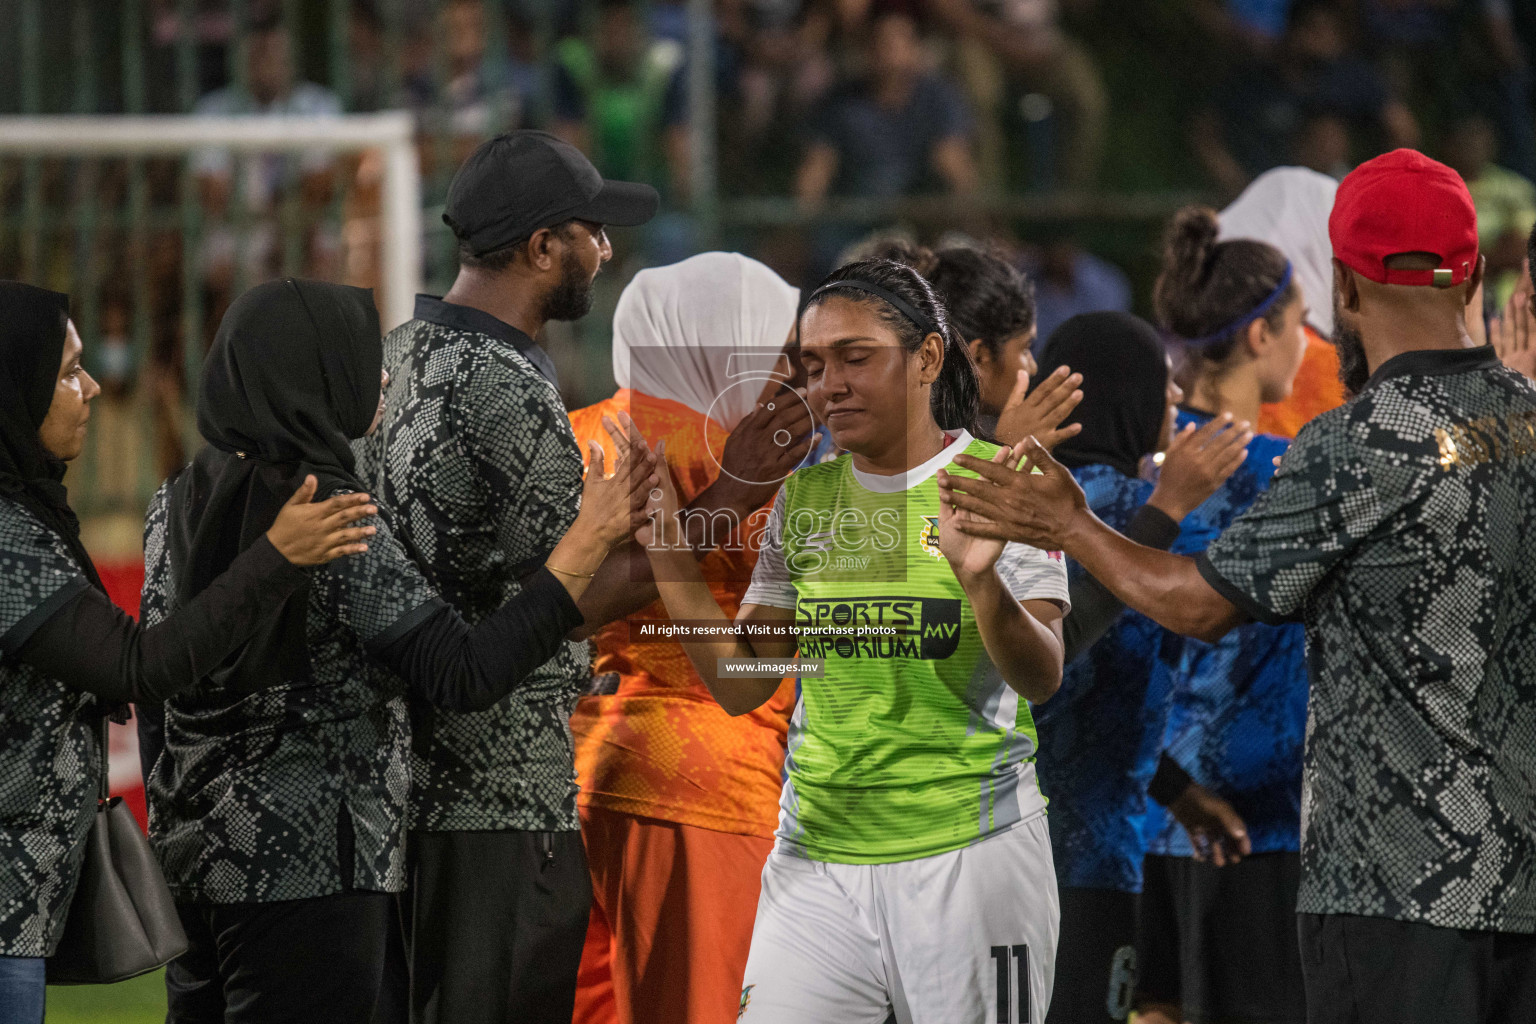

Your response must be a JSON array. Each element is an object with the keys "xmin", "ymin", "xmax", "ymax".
[{"xmin": 0, "ymin": 111, "xmax": 424, "ymax": 330}]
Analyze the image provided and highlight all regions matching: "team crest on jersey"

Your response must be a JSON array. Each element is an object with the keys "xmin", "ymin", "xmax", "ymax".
[
  {"xmin": 919, "ymin": 515, "xmax": 944, "ymax": 558},
  {"xmin": 1047, "ymin": 550, "xmax": 1063, "ymax": 562},
  {"xmin": 738, "ymin": 984, "xmax": 754, "ymax": 1018},
  {"xmin": 802, "ymin": 529, "xmax": 834, "ymax": 551}
]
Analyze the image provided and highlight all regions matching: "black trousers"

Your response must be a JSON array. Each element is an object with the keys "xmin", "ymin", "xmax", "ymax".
[
  {"xmin": 1300, "ymin": 913, "xmax": 1536, "ymax": 1024},
  {"xmin": 384, "ymin": 828, "xmax": 593, "ymax": 1024},
  {"xmin": 166, "ymin": 891, "xmax": 395, "ymax": 1024},
  {"xmin": 1048, "ymin": 887, "xmax": 1140, "ymax": 1024},
  {"xmin": 1136, "ymin": 852, "xmax": 1305, "ymax": 1024}
]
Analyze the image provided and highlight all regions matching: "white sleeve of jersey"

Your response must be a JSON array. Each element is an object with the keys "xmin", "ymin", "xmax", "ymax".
[
  {"xmin": 995, "ymin": 541, "xmax": 1071, "ymax": 615},
  {"xmin": 741, "ymin": 489, "xmax": 799, "ymax": 610}
]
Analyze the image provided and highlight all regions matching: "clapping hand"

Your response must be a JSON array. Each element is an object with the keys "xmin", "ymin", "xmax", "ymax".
[
  {"xmin": 938, "ymin": 444, "xmax": 1019, "ymax": 577},
  {"xmin": 636, "ymin": 440, "xmax": 684, "ymax": 551},
  {"xmin": 716, "ymin": 378, "xmax": 814, "ymax": 504},
  {"xmin": 994, "ymin": 366, "xmax": 1084, "ymax": 450},
  {"xmin": 1490, "ymin": 263, "xmax": 1536, "ymax": 382},
  {"xmin": 938, "ymin": 436, "xmax": 1090, "ymax": 551},
  {"xmin": 574, "ymin": 412, "xmax": 661, "ymax": 549},
  {"xmin": 1148, "ymin": 414, "xmax": 1253, "ymax": 521}
]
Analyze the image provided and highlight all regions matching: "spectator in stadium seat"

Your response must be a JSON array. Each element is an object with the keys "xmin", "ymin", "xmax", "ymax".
[
  {"xmin": 342, "ymin": 0, "xmax": 389, "ymax": 112},
  {"xmin": 553, "ymin": 0, "xmax": 691, "ymax": 202},
  {"xmin": 1019, "ymin": 232, "xmax": 1132, "ymax": 354},
  {"xmin": 552, "ymin": 0, "xmax": 693, "ymax": 262},
  {"xmin": 1443, "ymin": 115, "xmax": 1536, "ymax": 309},
  {"xmin": 190, "ymin": 14, "xmax": 343, "ymax": 310},
  {"xmin": 796, "ymin": 11, "xmax": 976, "ymax": 206},
  {"xmin": 1205, "ymin": 0, "xmax": 1295, "ymax": 51},
  {"xmin": 796, "ymin": 11, "xmax": 977, "ymax": 276},
  {"xmin": 403, "ymin": 0, "xmax": 542, "ymax": 175},
  {"xmin": 930, "ymin": 0, "xmax": 1109, "ymax": 189},
  {"xmin": 718, "ymin": 2, "xmax": 837, "ymax": 198},
  {"xmin": 1470, "ymin": 0, "xmax": 1536, "ymax": 183},
  {"xmin": 1190, "ymin": 4, "xmax": 1419, "ymax": 197}
]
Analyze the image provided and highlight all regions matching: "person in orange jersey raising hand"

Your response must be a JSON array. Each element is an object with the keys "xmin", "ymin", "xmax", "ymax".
[{"xmin": 568, "ymin": 252, "xmax": 819, "ymax": 1024}]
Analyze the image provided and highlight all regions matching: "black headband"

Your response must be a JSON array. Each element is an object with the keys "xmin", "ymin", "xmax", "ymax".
[{"xmin": 804, "ymin": 279, "xmax": 941, "ymax": 338}]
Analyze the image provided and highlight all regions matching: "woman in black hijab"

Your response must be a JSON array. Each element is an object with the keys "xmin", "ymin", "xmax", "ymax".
[
  {"xmin": 139, "ymin": 279, "xmax": 654, "ymax": 1024},
  {"xmin": 1022, "ymin": 311, "xmax": 1253, "ymax": 1024},
  {"xmin": 0, "ymin": 282, "xmax": 378, "ymax": 1022},
  {"xmin": 1038, "ymin": 311, "xmax": 1179, "ymax": 481}
]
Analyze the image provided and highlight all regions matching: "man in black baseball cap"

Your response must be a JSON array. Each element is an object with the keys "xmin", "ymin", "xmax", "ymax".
[
  {"xmin": 441, "ymin": 129, "xmax": 659, "ymax": 339},
  {"xmin": 356, "ymin": 131, "xmax": 656, "ymax": 1024},
  {"xmin": 444, "ymin": 129, "xmax": 659, "ymax": 259}
]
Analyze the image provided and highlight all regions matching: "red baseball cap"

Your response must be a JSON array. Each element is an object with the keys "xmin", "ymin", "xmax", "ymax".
[{"xmin": 1329, "ymin": 149, "xmax": 1479, "ymax": 288}]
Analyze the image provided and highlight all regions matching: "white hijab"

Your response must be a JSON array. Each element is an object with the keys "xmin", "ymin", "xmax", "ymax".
[
  {"xmin": 1219, "ymin": 166, "xmax": 1339, "ymax": 337},
  {"xmin": 612, "ymin": 252, "xmax": 801, "ymax": 432}
]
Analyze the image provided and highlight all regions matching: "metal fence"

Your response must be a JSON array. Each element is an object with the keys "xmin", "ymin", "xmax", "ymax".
[{"xmin": 0, "ymin": 0, "xmax": 1199, "ymax": 531}]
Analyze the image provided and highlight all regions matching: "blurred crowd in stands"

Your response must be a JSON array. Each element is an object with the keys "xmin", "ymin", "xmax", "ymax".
[
  {"xmin": 125, "ymin": 0, "xmax": 1536, "ymax": 297},
  {"xmin": 169, "ymin": 0, "xmax": 1536, "ymax": 351},
  {"xmin": 2, "ymin": 0, "xmax": 1533, "ymax": 507},
  {"xmin": 129, "ymin": 0, "xmax": 1536, "ymax": 218}
]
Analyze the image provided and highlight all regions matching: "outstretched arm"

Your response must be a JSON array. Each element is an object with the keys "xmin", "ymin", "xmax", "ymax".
[
  {"xmin": 641, "ymin": 443, "xmax": 799, "ymax": 715},
  {"xmin": 15, "ymin": 478, "xmax": 376, "ymax": 704},
  {"xmin": 1060, "ymin": 415, "xmax": 1253, "ymax": 659},
  {"xmin": 1061, "ymin": 503, "xmax": 1180, "ymax": 661},
  {"xmin": 937, "ymin": 438, "xmax": 1248, "ymax": 642},
  {"xmin": 376, "ymin": 428, "xmax": 658, "ymax": 712}
]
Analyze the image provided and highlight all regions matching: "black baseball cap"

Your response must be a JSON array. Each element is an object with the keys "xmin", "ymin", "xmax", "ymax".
[{"xmin": 443, "ymin": 130, "xmax": 660, "ymax": 256}]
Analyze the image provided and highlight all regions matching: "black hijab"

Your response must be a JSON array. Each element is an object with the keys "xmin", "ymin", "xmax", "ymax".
[
  {"xmin": 1036, "ymin": 311, "xmax": 1169, "ymax": 480},
  {"xmin": 0, "ymin": 282, "xmax": 104, "ymax": 592},
  {"xmin": 167, "ymin": 278, "xmax": 381, "ymax": 691}
]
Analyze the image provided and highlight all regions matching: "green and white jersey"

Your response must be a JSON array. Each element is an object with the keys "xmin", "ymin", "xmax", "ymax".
[{"xmin": 743, "ymin": 431, "xmax": 1070, "ymax": 864}]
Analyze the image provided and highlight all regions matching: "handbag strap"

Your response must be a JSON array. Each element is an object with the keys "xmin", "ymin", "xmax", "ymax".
[{"xmin": 96, "ymin": 714, "xmax": 110, "ymax": 804}]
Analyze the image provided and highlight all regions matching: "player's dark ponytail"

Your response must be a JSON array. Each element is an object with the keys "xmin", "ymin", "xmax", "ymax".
[
  {"xmin": 802, "ymin": 257, "xmax": 983, "ymax": 440},
  {"xmin": 1154, "ymin": 206, "xmax": 1295, "ymax": 371},
  {"xmin": 933, "ymin": 331, "xmax": 983, "ymax": 438}
]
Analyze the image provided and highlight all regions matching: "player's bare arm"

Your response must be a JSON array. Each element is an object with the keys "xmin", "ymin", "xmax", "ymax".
[{"xmin": 642, "ymin": 442, "xmax": 797, "ymax": 716}]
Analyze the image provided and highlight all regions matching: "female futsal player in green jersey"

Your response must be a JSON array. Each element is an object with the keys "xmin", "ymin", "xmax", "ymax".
[{"xmin": 643, "ymin": 257, "xmax": 1069, "ymax": 1024}]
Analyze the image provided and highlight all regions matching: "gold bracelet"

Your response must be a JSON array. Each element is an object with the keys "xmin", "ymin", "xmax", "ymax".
[{"xmin": 546, "ymin": 563, "xmax": 596, "ymax": 579}]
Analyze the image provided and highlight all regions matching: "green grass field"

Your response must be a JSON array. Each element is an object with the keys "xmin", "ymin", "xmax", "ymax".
[{"xmin": 46, "ymin": 971, "xmax": 166, "ymax": 1023}]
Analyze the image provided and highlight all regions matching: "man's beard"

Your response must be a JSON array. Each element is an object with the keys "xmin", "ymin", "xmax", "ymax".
[
  {"xmin": 1333, "ymin": 290, "xmax": 1371, "ymax": 397},
  {"xmin": 540, "ymin": 247, "xmax": 596, "ymax": 322}
]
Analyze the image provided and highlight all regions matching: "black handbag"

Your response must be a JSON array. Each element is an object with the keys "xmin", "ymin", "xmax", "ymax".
[{"xmin": 45, "ymin": 719, "xmax": 188, "ymax": 984}]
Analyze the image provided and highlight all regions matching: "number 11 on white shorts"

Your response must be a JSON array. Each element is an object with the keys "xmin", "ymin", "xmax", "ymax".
[{"xmin": 991, "ymin": 944, "xmax": 1032, "ymax": 1023}]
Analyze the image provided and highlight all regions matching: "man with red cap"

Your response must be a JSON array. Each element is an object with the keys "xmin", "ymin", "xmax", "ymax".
[{"xmin": 935, "ymin": 149, "xmax": 1536, "ymax": 1023}]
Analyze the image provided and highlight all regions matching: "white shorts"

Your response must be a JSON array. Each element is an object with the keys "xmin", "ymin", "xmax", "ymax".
[{"xmin": 737, "ymin": 815, "xmax": 1059, "ymax": 1024}]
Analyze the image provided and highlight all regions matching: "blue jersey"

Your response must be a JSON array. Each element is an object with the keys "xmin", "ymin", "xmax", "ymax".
[
  {"xmin": 1143, "ymin": 409, "xmax": 1309, "ymax": 857},
  {"xmin": 1036, "ymin": 464, "xmax": 1171, "ymax": 892}
]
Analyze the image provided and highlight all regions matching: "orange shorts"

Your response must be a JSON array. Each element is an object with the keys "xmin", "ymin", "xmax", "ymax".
[{"xmin": 572, "ymin": 805, "xmax": 773, "ymax": 1024}]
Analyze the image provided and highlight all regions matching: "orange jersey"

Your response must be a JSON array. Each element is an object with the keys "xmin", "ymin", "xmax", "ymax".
[
  {"xmin": 568, "ymin": 390, "xmax": 795, "ymax": 839},
  {"xmin": 1258, "ymin": 325, "xmax": 1346, "ymax": 439}
]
